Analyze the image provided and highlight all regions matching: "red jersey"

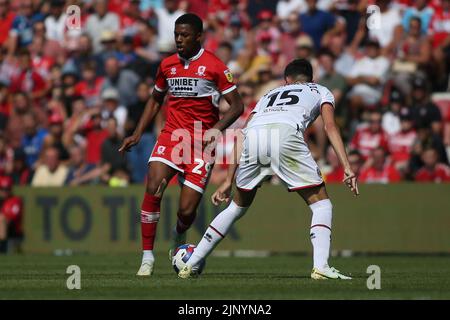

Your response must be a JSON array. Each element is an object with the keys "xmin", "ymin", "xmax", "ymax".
[
  {"xmin": 350, "ymin": 127, "xmax": 389, "ymax": 160},
  {"xmin": 359, "ymin": 164, "xmax": 401, "ymax": 184},
  {"xmin": 154, "ymin": 48, "xmax": 237, "ymax": 137},
  {"xmin": 1, "ymin": 196, "xmax": 23, "ymax": 235},
  {"xmin": 388, "ymin": 129, "xmax": 417, "ymax": 164},
  {"xmin": 415, "ymin": 164, "xmax": 450, "ymax": 182},
  {"xmin": 429, "ymin": 8, "xmax": 450, "ymax": 48},
  {"xmin": 325, "ymin": 167, "xmax": 345, "ymax": 183}
]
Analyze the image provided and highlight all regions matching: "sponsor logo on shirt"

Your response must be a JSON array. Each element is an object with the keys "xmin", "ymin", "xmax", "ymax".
[{"xmin": 224, "ymin": 70, "xmax": 233, "ymax": 83}]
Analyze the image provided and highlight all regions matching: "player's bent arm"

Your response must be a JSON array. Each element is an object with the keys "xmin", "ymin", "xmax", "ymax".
[
  {"xmin": 214, "ymin": 89, "xmax": 244, "ymax": 133},
  {"xmin": 119, "ymin": 89, "xmax": 166, "ymax": 153},
  {"xmin": 321, "ymin": 103, "xmax": 359, "ymax": 195}
]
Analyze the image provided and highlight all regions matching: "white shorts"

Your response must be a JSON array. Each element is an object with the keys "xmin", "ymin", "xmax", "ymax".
[{"xmin": 236, "ymin": 124, "xmax": 324, "ymax": 191}]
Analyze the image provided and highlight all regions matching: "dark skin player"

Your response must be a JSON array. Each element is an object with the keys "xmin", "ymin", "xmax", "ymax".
[{"xmin": 119, "ymin": 22, "xmax": 244, "ymax": 242}]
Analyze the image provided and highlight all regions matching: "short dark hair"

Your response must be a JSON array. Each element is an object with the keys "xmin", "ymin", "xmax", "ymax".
[
  {"xmin": 175, "ymin": 13, "xmax": 203, "ymax": 34},
  {"xmin": 284, "ymin": 59, "xmax": 313, "ymax": 82}
]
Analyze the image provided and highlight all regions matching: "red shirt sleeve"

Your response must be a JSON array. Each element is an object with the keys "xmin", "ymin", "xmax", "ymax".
[
  {"xmin": 154, "ymin": 64, "xmax": 167, "ymax": 93},
  {"xmin": 213, "ymin": 59, "xmax": 236, "ymax": 95}
]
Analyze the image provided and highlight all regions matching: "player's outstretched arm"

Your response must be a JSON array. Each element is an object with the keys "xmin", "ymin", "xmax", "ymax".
[
  {"xmin": 118, "ymin": 89, "xmax": 166, "ymax": 154},
  {"xmin": 321, "ymin": 103, "xmax": 359, "ymax": 196},
  {"xmin": 211, "ymin": 113, "xmax": 254, "ymax": 205}
]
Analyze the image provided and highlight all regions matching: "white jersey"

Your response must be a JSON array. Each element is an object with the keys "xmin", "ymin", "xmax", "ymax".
[{"xmin": 247, "ymin": 82, "xmax": 335, "ymax": 132}]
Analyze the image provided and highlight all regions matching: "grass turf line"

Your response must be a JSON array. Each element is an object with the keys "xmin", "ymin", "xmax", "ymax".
[{"xmin": 1, "ymin": 254, "xmax": 449, "ymax": 299}]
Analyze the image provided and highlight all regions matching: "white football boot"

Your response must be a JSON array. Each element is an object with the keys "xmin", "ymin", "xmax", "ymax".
[
  {"xmin": 136, "ymin": 261, "xmax": 154, "ymax": 276},
  {"xmin": 311, "ymin": 266, "xmax": 352, "ymax": 280}
]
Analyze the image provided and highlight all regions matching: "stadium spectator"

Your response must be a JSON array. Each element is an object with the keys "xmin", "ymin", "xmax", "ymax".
[
  {"xmin": 415, "ymin": 147, "xmax": 450, "ymax": 182},
  {"xmin": 65, "ymin": 144, "xmax": 104, "ymax": 186},
  {"xmin": 126, "ymin": 82, "xmax": 156, "ymax": 183},
  {"xmin": 429, "ymin": 0, "xmax": 450, "ymax": 90},
  {"xmin": 317, "ymin": 48, "xmax": 346, "ymax": 107},
  {"xmin": 9, "ymin": 48, "xmax": 49, "ymax": 103},
  {"xmin": 154, "ymin": 0, "xmax": 185, "ymax": 53},
  {"xmin": 409, "ymin": 123, "xmax": 449, "ymax": 177},
  {"xmin": 346, "ymin": 40, "xmax": 390, "ymax": 122},
  {"xmin": 299, "ymin": 0, "xmax": 338, "ymax": 50},
  {"xmin": 78, "ymin": 109, "xmax": 110, "ymax": 165},
  {"xmin": 42, "ymin": 112, "xmax": 70, "ymax": 162},
  {"xmin": 31, "ymin": 147, "xmax": 68, "ymax": 186},
  {"xmin": 369, "ymin": 0, "xmax": 403, "ymax": 50},
  {"xmin": 0, "ymin": 175, "xmax": 23, "ymax": 253},
  {"xmin": 382, "ymin": 89, "xmax": 405, "ymax": 135},
  {"xmin": 388, "ymin": 107, "xmax": 417, "ymax": 173},
  {"xmin": 74, "ymin": 61, "xmax": 104, "ymax": 108},
  {"xmin": 0, "ymin": 78, "xmax": 11, "ymax": 119},
  {"xmin": 409, "ymin": 77, "xmax": 443, "ymax": 136},
  {"xmin": 390, "ymin": 17, "xmax": 431, "ymax": 96},
  {"xmin": 21, "ymin": 112, "xmax": 48, "ymax": 169},
  {"xmin": 100, "ymin": 88, "xmax": 128, "ymax": 136},
  {"xmin": 7, "ymin": 0, "xmax": 44, "ymax": 54},
  {"xmin": 29, "ymin": 35, "xmax": 56, "ymax": 80},
  {"xmin": 277, "ymin": 0, "xmax": 307, "ymax": 19},
  {"xmin": 85, "ymin": 0, "xmax": 120, "ymax": 54},
  {"xmin": 102, "ymin": 56, "xmax": 140, "ymax": 107},
  {"xmin": 401, "ymin": 0, "xmax": 434, "ymax": 34},
  {"xmin": 44, "ymin": 0, "xmax": 66, "ymax": 45},
  {"xmin": 359, "ymin": 147, "xmax": 402, "ymax": 183},
  {"xmin": 279, "ymin": 12, "xmax": 308, "ymax": 63},
  {"xmin": 0, "ymin": 0, "xmax": 15, "ymax": 47},
  {"xmin": 350, "ymin": 110, "xmax": 389, "ymax": 160},
  {"xmin": 0, "ymin": 133, "xmax": 13, "ymax": 176},
  {"xmin": 11, "ymin": 148, "xmax": 31, "ymax": 185},
  {"xmin": 101, "ymin": 117, "xmax": 129, "ymax": 180}
]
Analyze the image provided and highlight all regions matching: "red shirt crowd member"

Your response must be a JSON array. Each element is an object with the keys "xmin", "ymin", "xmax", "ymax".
[
  {"xmin": 388, "ymin": 108, "xmax": 417, "ymax": 168},
  {"xmin": 119, "ymin": 13, "xmax": 244, "ymax": 276},
  {"xmin": 429, "ymin": 0, "xmax": 450, "ymax": 48},
  {"xmin": 359, "ymin": 147, "xmax": 402, "ymax": 183},
  {"xmin": 0, "ymin": 176, "xmax": 23, "ymax": 253},
  {"xmin": 415, "ymin": 148, "xmax": 450, "ymax": 182},
  {"xmin": 350, "ymin": 111, "xmax": 389, "ymax": 160}
]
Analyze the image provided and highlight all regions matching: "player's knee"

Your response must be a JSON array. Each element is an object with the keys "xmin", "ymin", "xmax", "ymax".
[
  {"xmin": 177, "ymin": 205, "xmax": 196, "ymax": 221},
  {"xmin": 146, "ymin": 178, "xmax": 168, "ymax": 197}
]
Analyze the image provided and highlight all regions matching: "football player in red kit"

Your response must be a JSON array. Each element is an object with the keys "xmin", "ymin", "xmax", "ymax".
[
  {"xmin": 0, "ymin": 176, "xmax": 23, "ymax": 253},
  {"xmin": 119, "ymin": 13, "xmax": 244, "ymax": 276}
]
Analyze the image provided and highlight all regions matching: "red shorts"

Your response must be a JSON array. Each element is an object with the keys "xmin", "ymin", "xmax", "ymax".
[{"xmin": 148, "ymin": 132, "xmax": 214, "ymax": 194}]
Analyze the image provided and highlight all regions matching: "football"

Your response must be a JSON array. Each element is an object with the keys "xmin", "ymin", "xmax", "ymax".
[{"xmin": 172, "ymin": 244, "xmax": 206, "ymax": 275}]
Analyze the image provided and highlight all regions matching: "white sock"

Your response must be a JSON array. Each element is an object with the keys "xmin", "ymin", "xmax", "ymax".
[
  {"xmin": 142, "ymin": 250, "xmax": 154, "ymax": 263},
  {"xmin": 309, "ymin": 199, "xmax": 333, "ymax": 270},
  {"xmin": 188, "ymin": 201, "xmax": 248, "ymax": 266}
]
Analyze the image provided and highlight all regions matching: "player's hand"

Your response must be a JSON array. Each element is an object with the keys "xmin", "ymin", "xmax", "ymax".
[
  {"xmin": 211, "ymin": 181, "xmax": 232, "ymax": 206},
  {"xmin": 343, "ymin": 168, "xmax": 359, "ymax": 196},
  {"xmin": 118, "ymin": 134, "xmax": 141, "ymax": 155}
]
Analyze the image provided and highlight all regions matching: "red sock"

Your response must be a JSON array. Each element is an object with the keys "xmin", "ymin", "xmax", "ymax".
[{"xmin": 141, "ymin": 193, "xmax": 161, "ymax": 250}]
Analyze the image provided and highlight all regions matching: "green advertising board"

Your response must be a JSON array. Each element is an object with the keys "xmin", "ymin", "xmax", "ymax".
[{"xmin": 15, "ymin": 184, "xmax": 450, "ymax": 254}]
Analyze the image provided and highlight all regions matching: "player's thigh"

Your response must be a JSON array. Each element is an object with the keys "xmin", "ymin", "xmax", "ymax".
[
  {"xmin": 146, "ymin": 161, "xmax": 178, "ymax": 197},
  {"xmin": 296, "ymin": 184, "xmax": 329, "ymax": 206}
]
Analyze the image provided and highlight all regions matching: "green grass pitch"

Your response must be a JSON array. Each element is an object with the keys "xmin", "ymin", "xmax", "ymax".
[{"xmin": 1, "ymin": 254, "xmax": 450, "ymax": 299}]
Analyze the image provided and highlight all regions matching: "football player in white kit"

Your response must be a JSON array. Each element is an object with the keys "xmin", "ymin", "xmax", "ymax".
[{"xmin": 179, "ymin": 59, "xmax": 359, "ymax": 280}]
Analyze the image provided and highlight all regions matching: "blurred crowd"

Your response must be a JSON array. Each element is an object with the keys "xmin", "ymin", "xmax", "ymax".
[{"xmin": 0, "ymin": 0, "xmax": 449, "ymax": 190}]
